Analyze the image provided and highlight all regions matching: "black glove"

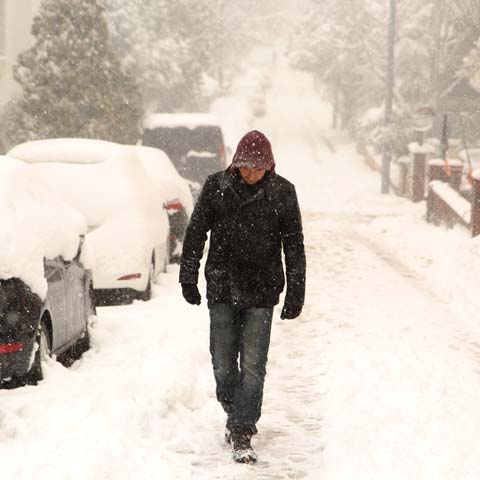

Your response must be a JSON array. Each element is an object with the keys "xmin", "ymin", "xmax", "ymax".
[
  {"xmin": 181, "ymin": 284, "xmax": 201, "ymax": 305},
  {"xmin": 280, "ymin": 302, "xmax": 303, "ymax": 320}
]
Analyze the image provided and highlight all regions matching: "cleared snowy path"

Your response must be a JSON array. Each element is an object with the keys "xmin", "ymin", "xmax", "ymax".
[{"xmin": 3, "ymin": 61, "xmax": 480, "ymax": 480}]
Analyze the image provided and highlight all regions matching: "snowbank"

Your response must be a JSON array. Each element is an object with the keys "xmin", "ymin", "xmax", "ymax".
[{"xmin": 0, "ymin": 156, "xmax": 86, "ymax": 298}]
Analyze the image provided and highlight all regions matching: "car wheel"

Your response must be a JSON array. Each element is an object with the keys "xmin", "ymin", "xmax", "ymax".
[
  {"xmin": 137, "ymin": 254, "xmax": 155, "ymax": 301},
  {"xmin": 25, "ymin": 319, "xmax": 51, "ymax": 385}
]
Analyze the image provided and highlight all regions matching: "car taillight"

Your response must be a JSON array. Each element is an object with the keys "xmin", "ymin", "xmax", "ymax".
[
  {"xmin": 164, "ymin": 199, "xmax": 184, "ymax": 212},
  {"xmin": 117, "ymin": 273, "xmax": 142, "ymax": 281},
  {"xmin": 0, "ymin": 342, "xmax": 24, "ymax": 354}
]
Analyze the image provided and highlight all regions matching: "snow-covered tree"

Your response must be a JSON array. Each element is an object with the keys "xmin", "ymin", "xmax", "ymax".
[
  {"xmin": 290, "ymin": 0, "xmax": 480, "ymax": 149},
  {"xmin": 103, "ymin": 0, "xmax": 217, "ymax": 113},
  {"xmin": 7, "ymin": 0, "xmax": 142, "ymax": 145},
  {"xmin": 290, "ymin": 0, "xmax": 386, "ymax": 129}
]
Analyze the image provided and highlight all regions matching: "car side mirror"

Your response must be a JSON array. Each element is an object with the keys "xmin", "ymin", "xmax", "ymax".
[{"xmin": 74, "ymin": 235, "xmax": 85, "ymax": 261}]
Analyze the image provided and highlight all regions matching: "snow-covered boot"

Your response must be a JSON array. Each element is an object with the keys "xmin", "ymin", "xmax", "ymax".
[{"xmin": 231, "ymin": 427, "xmax": 257, "ymax": 464}]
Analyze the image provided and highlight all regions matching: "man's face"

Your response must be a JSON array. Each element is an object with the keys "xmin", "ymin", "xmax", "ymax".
[{"xmin": 239, "ymin": 167, "xmax": 266, "ymax": 185}]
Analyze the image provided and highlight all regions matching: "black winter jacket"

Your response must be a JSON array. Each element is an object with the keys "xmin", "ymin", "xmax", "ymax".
[{"xmin": 179, "ymin": 169, "xmax": 306, "ymax": 309}]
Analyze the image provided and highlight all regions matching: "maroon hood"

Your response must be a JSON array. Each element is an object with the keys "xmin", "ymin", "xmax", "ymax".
[{"xmin": 230, "ymin": 130, "xmax": 275, "ymax": 172}]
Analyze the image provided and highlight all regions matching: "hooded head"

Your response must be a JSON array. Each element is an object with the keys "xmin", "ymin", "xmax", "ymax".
[{"xmin": 230, "ymin": 130, "xmax": 275, "ymax": 173}]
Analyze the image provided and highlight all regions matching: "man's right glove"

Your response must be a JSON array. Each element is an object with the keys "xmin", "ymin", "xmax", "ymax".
[
  {"xmin": 181, "ymin": 283, "xmax": 201, "ymax": 305},
  {"xmin": 280, "ymin": 302, "xmax": 303, "ymax": 320}
]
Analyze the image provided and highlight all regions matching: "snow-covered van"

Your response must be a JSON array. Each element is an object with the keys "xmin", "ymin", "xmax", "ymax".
[
  {"xmin": 142, "ymin": 113, "xmax": 228, "ymax": 191},
  {"xmin": 0, "ymin": 156, "xmax": 93, "ymax": 388}
]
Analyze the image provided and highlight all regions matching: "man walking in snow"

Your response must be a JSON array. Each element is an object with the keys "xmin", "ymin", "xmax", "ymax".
[{"xmin": 179, "ymin": 130, "xmax": 306, "ymax": 463}]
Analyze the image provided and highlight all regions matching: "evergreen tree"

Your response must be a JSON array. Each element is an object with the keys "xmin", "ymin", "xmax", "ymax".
[
  {"xmin": 7, "ymin": 0, "xmax": 142, "ymax": 145},
  {"xmin": 290, "ymin": 0, "xmax": 385, "ymax": 129},
  {"xmin": 289, "ymin": 0, "xmax": 480, "ymax": 149},
  {"xmin": 103, "ymin": 0, "xmax": 217, "ymax": 113}
]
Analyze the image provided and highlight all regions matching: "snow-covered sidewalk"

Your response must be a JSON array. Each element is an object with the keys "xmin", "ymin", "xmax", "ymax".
[{"xmin": 3, "ymin": 61, "xmax": 480, "ymax": 480}]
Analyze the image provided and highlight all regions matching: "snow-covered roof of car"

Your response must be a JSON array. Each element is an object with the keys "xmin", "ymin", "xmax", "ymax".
[
  {"xmin": 143, "ymin": 113, "xmax": 221, "ymax": 130},
  {"xmin": 7, "ymin": 138, "xmax": 126, "ymax": 164},
  {"xmin": 0, "ymin": 156, "xmax": 86, "ymax": 299}
]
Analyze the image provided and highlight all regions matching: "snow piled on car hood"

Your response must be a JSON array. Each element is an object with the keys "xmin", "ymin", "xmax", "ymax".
[{"xmin": 0, "ymin": 156, "xmax": 86, "ymax": 299}]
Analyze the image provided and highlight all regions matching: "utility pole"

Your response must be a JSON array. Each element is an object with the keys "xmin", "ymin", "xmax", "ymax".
[{"xmin": 381, "ymin": 0, "xmax": 396, "ymax": 194}]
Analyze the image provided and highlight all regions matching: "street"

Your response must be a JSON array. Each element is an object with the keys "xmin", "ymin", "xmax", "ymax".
[{"xmin": 2, "ymin": 62, "xmax": 480, "ymax": 480}]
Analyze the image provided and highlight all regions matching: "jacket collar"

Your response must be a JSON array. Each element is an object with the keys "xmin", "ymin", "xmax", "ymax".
[{"xmin": 219, "ymin": 168, "xmax": 274, "ymax": 208}]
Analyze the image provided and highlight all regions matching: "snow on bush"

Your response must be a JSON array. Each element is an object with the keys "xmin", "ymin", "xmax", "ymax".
[{"xmin": 0, "ymin": 156, "xmax": 86, "ymax": 298}]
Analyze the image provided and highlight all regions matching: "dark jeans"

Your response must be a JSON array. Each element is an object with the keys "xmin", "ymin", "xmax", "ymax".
[{"xmin": 209, "ymin": 302, "xmax": 273, "ymax": 435}]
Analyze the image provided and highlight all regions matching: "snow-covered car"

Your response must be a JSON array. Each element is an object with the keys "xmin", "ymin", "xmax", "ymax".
[
  {"xmin": 142, "ymin": 113, "xmax": 227, "ymax": 190},
  {"xmin": 7, "ymin": 139, "xmax": 170, "ymax": 305},
  {"xmin": 0, "ymin": 156, "xmax": 93, "ymax": 388},
  {"xmin": 128, "ymin": 145, "xmax": 194, "ymax": 262}
]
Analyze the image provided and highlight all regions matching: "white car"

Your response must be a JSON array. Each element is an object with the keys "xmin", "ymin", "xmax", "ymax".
[
  {"xmin": 129, "ymin": 145, "xmax": 194, "ymax": 262},
  {"xmin": 8, "ymin": 139, "xmax": 170, "ymax": 305}
]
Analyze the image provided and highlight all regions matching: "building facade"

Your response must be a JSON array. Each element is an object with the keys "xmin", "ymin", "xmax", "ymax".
[
  {"xmin": 0, "ymin": 0, "xmax": 41, "ymax": 151},
  {"xmin": 0, "ymin": 0, "xmax": 40, "ymax": 109}
]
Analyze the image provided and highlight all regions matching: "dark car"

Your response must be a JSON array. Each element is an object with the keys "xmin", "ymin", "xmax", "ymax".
[
  {"xmin": 142, "ymin": 113, "xmax": 227, "ymax": 190},
  {"xmin": 0, "ymin": 255, "xmax": 95, "ymax": 388}
]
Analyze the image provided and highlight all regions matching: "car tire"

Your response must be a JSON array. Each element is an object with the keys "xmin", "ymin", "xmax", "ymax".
[
  {"xmin": 137, "ymin": 254, "xmax": 155, "ymax": 301},
  {"xmin": 26, "ymin": 319, "xmax": 51, "ymax": 385}
]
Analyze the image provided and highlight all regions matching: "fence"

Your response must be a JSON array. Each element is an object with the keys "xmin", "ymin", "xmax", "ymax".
[{"xmin": 361, "ymin": 142, "xmax": 480, "ymax": 237}]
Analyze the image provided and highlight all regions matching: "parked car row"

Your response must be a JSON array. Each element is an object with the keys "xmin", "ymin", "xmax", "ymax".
[{"xmin": 1, "ymin": 114, "xmax": 228, "ymax": 388}]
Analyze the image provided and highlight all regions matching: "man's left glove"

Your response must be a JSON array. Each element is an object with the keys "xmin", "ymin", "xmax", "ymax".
[
  {"xmin": 181, "ymin": 283, "xmax": 201, "ymax": 305},
  {"xmin": 280, "ymin": 302, "xmax": 303, "ymax": 320}
]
